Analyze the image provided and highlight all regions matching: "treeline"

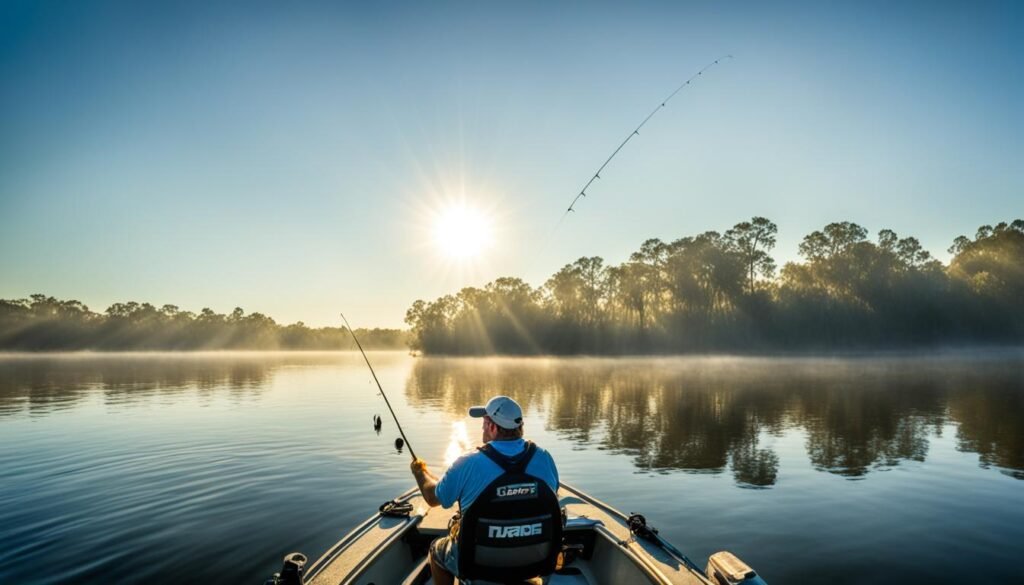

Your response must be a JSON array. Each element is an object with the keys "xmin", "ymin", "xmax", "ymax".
[
  {"xmin": 0, "ymin": 299, "xmax": 407, "ymax": 351},
  {"xmin": 405, "ymin": 218, "xmax": 1024, "ymax": 354}
]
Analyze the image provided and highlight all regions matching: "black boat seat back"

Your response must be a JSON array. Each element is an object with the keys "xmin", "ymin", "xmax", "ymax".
[{"xmin": 457, "ymin": 442, "xmax": 562, "ymax": 583}]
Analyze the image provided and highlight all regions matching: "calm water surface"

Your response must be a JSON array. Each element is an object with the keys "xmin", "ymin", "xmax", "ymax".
[{"xmin": 1, "ymin": 352, "xmax": 1022, "ymax": 584}]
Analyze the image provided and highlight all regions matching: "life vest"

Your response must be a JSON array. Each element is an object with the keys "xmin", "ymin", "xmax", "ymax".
[{"xmin": 457, "ymin": 441, "xmax": 562, "ymax": 582}]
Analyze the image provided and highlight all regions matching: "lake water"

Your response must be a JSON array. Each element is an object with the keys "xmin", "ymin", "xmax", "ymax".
[{"xmin": 1, "ymin": 351, "xmax": 1022, "ymax": 584}]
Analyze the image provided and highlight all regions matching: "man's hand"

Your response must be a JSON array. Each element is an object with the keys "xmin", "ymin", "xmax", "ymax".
[{"xmin": 410, "ymin": 458, "xmax": 441, "ymax": 507}]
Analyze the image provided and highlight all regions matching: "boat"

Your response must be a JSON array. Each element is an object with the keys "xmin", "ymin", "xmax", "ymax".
[{"xmin": 264, "ymin": 483, "xmax": 767, "ymax": 585}]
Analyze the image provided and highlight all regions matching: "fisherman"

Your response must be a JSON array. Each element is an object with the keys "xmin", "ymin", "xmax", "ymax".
[{"xmin": 411, "ymin": 395, "xmax": 560, "ymax": 585}]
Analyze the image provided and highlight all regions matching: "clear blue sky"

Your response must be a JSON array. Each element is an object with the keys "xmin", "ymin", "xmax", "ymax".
[{"xmin": 1, "ymin": 1, "xmax": 1021, "ymax": 328}]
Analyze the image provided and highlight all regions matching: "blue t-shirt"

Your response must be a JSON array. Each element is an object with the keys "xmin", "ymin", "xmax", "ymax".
[{"xmin": 435, "ymin": 439, "xmax": 559, "ymax": 511}]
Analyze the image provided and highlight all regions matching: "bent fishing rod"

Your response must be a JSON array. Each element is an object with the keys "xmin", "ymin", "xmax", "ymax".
[
  {"xmin": 340, "ymin": 312, "xmax": 417, "ymax": 461},
  {"xmin": 560, "ymin": 55, "xmax": 733, "ymax": 221}
]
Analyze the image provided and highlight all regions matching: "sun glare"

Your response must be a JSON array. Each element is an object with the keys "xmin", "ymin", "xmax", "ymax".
[
  {"xmin": 433, "ymin": 203, "xmax": 494, "ymax": 260},
  {"xmin": 444, "ymin": 421, "xmax": 473, "ymax": 467}
]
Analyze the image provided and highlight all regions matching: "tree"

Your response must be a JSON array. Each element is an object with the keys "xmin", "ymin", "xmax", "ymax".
[
  {"xmin": 895, "ymin": 236, "xmax": 934, "ymax": 270},
  {"xmin": 404, "ymin": 217, "xmax": 1024, "ymax": 354},
  {"xmin": 665, "ymin": 232, "xmax": 745, "ymax": 317},
  {"xmin": 575, "ymin": 256, "xmax": 608, "ymax": 326},
  {"xmin": 0, "ymin": 295, "xmax": 405, "ymax": 351},
  {"xmin": 725, "ymin": 216, "xmax": 778, "ymax": 293},
  {"xmin": 544, "ymin": 262, "xmax": 585, "ymax": 321},
  {"xmin": 798, "ymin": 222, "xmax": 868, "ymax": 261},
  {"xmin": 948, "ymin": 219, "xmax": 1024, "ymax": 302}
]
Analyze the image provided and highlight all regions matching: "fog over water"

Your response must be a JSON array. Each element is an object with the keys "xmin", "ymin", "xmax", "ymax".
[{"xmin": 0, "ymin": 351, "xmax": 1021, "ymax": 583}]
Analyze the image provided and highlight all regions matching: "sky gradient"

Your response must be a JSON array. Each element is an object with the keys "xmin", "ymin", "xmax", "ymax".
[{"xmin": 1, "ymin": 1, "xmax": 1021, "ymax": 327}]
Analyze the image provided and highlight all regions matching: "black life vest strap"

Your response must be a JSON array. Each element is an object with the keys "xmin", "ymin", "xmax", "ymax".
[{"xmin": 477, "ymin": 440, "xmax": 537, "ymax": 474}]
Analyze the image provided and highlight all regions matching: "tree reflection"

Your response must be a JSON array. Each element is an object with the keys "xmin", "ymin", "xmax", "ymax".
[
  {"xmin": 795, "ymin": 374, "xmax": 943, "ymax": 477},
  {"xmin": 0, "ymin": 354, "xmax": 285, "ymax": 416},
  {"xmin": 731, "ymin": 444, "xmax": 779, "ymax": 488},
  {"xmin": 948, "ymin": 372, "xmax": 1024, "ymax": 479},
  {"xmin": 4, "ymin": 354, "xmax": 1019, "ymax": 483},
  {"xmin": 405, "ymin": 355, "xmax": 1024, "ymax": 485}
]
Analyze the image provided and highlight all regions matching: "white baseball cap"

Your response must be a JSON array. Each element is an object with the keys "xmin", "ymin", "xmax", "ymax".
[{"xmin": 468, "ymin": 395, "xmax": 524, "ymax": 429}]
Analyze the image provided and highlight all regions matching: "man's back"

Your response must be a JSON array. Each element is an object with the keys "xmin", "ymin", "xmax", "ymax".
[{"xmin": 435, "ymin": 438, "xmax": 559, "ymax": 511}]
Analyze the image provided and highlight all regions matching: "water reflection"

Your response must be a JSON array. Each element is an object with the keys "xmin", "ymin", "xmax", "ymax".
[
  {"xmin": 0, "ymin": 352, "xmax": 358, "ymax": 417},
  {"xmin": 1, "ymin": 352, "xmax": 1019, "ymax": 584},
  {"xmin": 949, "ymin": 382, "xmax": 1024, "ymax": 479},
  {"xmin": 406, "ymin": 355, "xmax": 1024, "ymax": 484},
  {"xmin": 2, "ymin": 352, "xmax": 1021, "ymax": 483}
]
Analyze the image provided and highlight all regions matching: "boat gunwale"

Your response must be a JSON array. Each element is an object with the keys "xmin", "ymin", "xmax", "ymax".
[
  {"xmin": 560, "ymin": 482, "xmax": 708, "ymax": 585},
  {"xmin": 305, "ymin": 487, "xmax": 421, "ymax": 582},
  {"xmin": 304, "ymin": 483, "xmax": 708, "ymax": 585}
]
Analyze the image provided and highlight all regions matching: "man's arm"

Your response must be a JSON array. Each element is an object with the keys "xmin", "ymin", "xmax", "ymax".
[{"xmin": 411, "ymin": 459, "xmax": 442, "ymax": 507}]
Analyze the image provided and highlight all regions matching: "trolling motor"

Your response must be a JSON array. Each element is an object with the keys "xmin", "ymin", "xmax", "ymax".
[
  {"xmin": 264, "ymin": 552, "xmax": 307, "ymax": 585},
  {"xmin": 706, "ymin": 551, "xmax": 768, "ymax": 585}
]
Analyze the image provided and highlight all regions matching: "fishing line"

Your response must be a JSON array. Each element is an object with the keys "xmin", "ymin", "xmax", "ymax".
[
  {"xmin": 340, "ymin": 312, "xmax": 417, "ymax": 460},
  {"xmin": 557, "ymin": 55, "xmax": 733, "ymax": 225}
]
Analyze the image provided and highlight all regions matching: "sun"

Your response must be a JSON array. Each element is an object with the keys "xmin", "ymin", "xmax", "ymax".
[{"xmin": 432, "ymin": 203, "xmax": 494, "ymax": 260}]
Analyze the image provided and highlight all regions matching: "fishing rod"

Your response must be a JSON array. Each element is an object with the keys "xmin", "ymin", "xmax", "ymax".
[
  {"xmin": 340, "ymin": 312, "xmax": 417, "ymax": 461},
  {"xmin": 560, "ymin": 55, "xmax": 733, "ymax": 220}
]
